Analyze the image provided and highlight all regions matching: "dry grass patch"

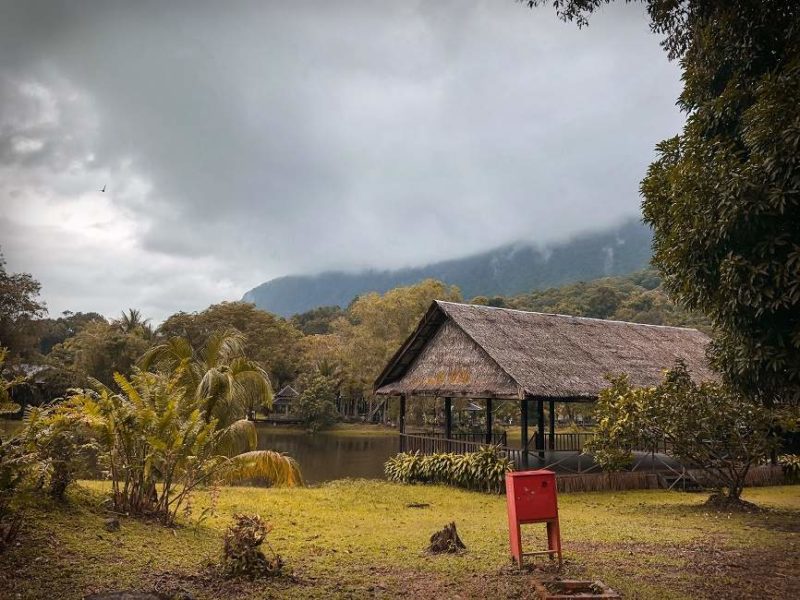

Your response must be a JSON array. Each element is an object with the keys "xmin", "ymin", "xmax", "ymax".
[{"xmin": 0, "ymin": 482, "xmax": 796, "ymax": 599}]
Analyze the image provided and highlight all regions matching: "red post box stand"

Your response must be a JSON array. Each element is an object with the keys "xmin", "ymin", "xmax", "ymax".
[{"xmin": 505, "ymin": 469, "xmax": 562, "ymax": 568}]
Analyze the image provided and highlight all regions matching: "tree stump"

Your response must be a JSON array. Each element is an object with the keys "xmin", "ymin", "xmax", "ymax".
[{"xmin": 426, "ymin": 521, "xmax": 466, "ymax": 554}]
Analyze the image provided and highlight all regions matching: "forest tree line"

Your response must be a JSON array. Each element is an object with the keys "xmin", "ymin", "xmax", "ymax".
[{"xmin": 1, "ymin": 252, "xmax": 710, "ymax": 423}]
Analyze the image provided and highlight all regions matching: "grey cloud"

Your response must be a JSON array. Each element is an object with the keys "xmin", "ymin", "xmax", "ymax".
[{"xmin": 0, "ymin": 0, "xmax": 682, "ymax": 320}]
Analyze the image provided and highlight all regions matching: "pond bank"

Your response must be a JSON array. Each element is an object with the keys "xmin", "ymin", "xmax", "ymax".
[{"xmin": 2, "ymin": 481, "xmax": 797, "ymax": 599}]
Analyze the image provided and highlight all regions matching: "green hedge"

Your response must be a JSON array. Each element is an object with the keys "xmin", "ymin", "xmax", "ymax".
[{"xmin": 384, "ymin": 446, "xmax": 513, "ymax": 493}]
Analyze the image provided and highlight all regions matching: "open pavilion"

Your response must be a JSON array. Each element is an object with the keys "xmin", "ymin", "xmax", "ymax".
[{"xmin": 374, "ymin": 301, "xmax": 714, "ymax": 469}]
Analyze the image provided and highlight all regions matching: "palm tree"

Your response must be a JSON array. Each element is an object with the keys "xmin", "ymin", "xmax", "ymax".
[
  {"xmin": 117, "ymin": 308, "xmax": 154, "ymax": 339},
  {"xmin": 138, "ymin": 328, "xmax": 301, "ymax": 485}
]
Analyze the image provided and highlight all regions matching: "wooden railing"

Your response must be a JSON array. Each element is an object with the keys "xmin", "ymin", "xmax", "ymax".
[
  {"xmin": 419, "ymin": 431, "xmax": 508, "ymax": 446},
  {"xmin": 545, "ymin": 431, "xmax": 670, "ymax": 453},
  {"xmin": 401, "ymin": 434, "xmax": 532, "ymax": 466},
  {"xmin": 402, "ymin": 433, "xmax": 491, "ymax": 455},
  {"xmin": 547, "ymin": 432, "xmax": 595, "ymax": 451},
  {"xmin": 402, "ymin": 431, "xmax": 670, "ymax": 459}
]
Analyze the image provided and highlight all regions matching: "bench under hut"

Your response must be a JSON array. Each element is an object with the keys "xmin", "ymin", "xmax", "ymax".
[{"xmin": 373, "ymin": 301, "xmax": 714, "ymax": 469}]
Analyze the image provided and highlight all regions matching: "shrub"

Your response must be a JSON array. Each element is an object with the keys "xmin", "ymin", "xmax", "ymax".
[
  {"xmin": 61, "ymin": 370, "xmax": 230, "ymax": 524},
  {"xmin": 587, "ymin": 361, "xmax": 778, "ymax": 503},
  {"xmin": 778, "ymin": 454, "xmax": 800, "ymax": 483},
  {"xmin": 0, "ymin": 348, "xmax": 23, "ymax": 416},
  {"xmin": 222, "ymin": 514, "xmax": 283, "ymax": 579},
  {"xmin": 20, "ymin": 404, "xmax": 98, "ymax": 501},
  {"xmin": 0, "ymin": 437, "xmax": 27, "ymax": 553},
  {"xmin": 295, "ymin": 373, "xmax": 338, "ymax": 432},
  {"xmin": 47, "ymin": 367, "xmax": 301, "ymax": 525},
  {"xmin": 0, "ymin": 347, "xmax": 33, "ymax": 551},
  {"xmin": 384, "ymin": 446, "xmax": 512, "ymax": 493}
]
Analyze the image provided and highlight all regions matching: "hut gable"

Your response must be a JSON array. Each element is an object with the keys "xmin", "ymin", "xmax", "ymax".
[
  {"xmin": 274, "ymin": 385, "xmax": 299, "ymax": 405},
  {"xmin": 375, "ymin": 319, "xmax": 521, "ymax": 399},
  {"xmin": 375, "ymin": 301, "xmax": 715, "ymax": 400}
]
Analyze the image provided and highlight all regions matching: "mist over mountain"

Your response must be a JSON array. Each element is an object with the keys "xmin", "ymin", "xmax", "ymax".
[{"xmin": 243, "ymin": 219, "xmax": 652, "ymax": 317}]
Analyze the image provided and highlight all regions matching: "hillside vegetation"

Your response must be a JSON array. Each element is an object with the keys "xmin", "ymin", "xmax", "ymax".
[
  {"xmin": 244, "ymin": 219, "xmax": 651, "ymax": 316},
  {"xmin": 478, "ymin": 269, "xmax": 711, "ymax": 333}
]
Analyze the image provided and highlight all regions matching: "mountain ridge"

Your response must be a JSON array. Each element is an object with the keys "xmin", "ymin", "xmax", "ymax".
[{"xmin": 243, "ymin": 219, "xmax": 653, "ymax": 317}]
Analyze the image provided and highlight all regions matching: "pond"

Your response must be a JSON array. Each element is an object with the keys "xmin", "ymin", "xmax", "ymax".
[
  {"xmin": 254, "ymin": 425, "xmax": 398, "ymax": 484},
  {"xmin": 0, "ymin": 419, "xmax": 398, "ymax": 485}
]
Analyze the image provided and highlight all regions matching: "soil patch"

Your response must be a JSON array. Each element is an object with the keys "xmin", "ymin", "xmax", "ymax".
[
  {"xmin": 568, "ymin": 537, "xmax": 800, "ymax": 600},
  {"xmin": 141, "ymin": 564, "xmax": 544, "ymax": 599},
  {"xmin": 704, "ymin": 493, "xmax": 761, "ymax": 512}
]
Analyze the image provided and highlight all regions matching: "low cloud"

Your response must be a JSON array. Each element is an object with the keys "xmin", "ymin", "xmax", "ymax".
[{"xmin": 0, "ymin": 0, "xmax": 682, "ymax": 321}]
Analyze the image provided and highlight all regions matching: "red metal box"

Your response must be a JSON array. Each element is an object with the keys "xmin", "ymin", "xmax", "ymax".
[{"xmin": 506, "ymin": 469, "xmax": 558, "ymax": 522}]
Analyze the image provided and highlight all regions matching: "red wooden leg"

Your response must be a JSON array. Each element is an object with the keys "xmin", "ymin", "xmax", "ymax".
[
  {"xmin": 547, "ymin": 519, "xmax": 563, "ymax": 567},
  {"xmin": 507, "ymin": 509, "xmax": 523, "ymax": 566}
]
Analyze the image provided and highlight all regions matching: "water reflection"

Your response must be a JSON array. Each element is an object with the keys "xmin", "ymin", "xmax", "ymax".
[
  {"xmin": 257, "ymin": 426, "xmax": 398, "ymax": 484},
  {"xmin": 0, "ymin": 419, "xmax": 397, "ymax": 485}
]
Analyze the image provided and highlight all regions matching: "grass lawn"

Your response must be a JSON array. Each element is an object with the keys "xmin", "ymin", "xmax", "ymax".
[{"xmin": 1, "ymin": 481, "xmax": 797, "ymax": 599}]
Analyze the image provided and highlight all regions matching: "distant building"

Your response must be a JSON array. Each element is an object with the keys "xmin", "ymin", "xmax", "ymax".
[{"xmin": 271, "ymin": 385, "xmax": 300, "ymax": 420}]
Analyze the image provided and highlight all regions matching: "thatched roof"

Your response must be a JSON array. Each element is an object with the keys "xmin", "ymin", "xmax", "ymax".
[{"xmin": 374, "ymin": 301, "xmax": 714, "ymax": 401}]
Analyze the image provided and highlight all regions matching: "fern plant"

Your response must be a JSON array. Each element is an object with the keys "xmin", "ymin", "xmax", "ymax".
[{"xmin": 385, "ymin": 446, "xmax": 512, "ymax": 493}]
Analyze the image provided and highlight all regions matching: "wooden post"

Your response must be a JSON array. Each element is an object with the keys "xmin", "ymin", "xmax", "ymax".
[
  {"xmin": 444, "ymin": 397, "xmax": 452, "ymax": 452},
  {"xmin": 537, "ymin": 398, "xmax": 545, "ymax": 459},
  {"xmin": 485, "ymin": 398, "xmax": 493, "ymax": 445},
  {"xmin": 399, "ymin": 394, "xmax": 406, "ymax": 453},
  {"xmin": 549, "ymin": 399, "xmax": 556, "ymax": 451},
  {"xmin": 521, "ymin": 398, "xmax": 529, "ymax": 469}
]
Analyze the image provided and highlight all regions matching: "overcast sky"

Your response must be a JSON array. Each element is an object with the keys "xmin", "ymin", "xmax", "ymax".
[{"xmin": 0, "ymin": 0, "xmax": 683, "ymax": 321}]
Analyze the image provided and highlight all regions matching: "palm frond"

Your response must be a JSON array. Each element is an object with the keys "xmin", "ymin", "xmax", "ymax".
[
  {"xmin": 138, "ymin": 336, "xmax": 194, "ymax": 371},
  {"xmin": 224, "ymin": 450, "xmax": 303, "ymax": 487},
  {"xmin": 229, "ymin": 358, "xmax": 273, "ymax": 409},
  {"xmin": 217, "ymin": 419, "xmax": 258, "ymax": 456},
  {"xmin": 198, "ymin": 368, "xmax": 244, "ymax": 423},
  {"xmin": 202, "ymin": 328, "xmax": 246, "ymax": 367},
  {"xmin": 87, "ymin": 376, "xmax": 112, "ymax": 395},
  {"xmin": 113, "ymin": 372, "xmax": 143, "ymax": 406}
]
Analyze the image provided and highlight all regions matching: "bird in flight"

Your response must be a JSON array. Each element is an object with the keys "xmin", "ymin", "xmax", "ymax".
[{"xmin": 100, "ymin": 184, "xmax": 106, "ymax": 192}]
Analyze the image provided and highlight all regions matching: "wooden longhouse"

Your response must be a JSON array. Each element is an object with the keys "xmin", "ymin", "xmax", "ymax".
[{"xmin": 373, "ymin": 301, "xmax": 714, "ymax": 469}]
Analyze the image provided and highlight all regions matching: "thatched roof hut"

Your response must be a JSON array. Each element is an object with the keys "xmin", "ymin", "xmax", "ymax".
[
  {"xmin": 273, "ymin": 385, "xmax": 299, "ymax": 408},
  {"xmin": 374, "ymin": 301, "xmax": 714, "ymax": 466},
  {"xmin": 375, "ymin": 301, "xmax": 713, "ymax": 401},
  {"xmin": 275, "ymin": 384, "xmax": 299, "ymax": 400}
]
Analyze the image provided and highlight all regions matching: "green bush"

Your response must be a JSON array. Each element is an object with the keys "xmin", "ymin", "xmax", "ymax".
[
  {"xmin": 296, "ymin": 373, "xmax": 339, "ymax": 433},
  {"xmin": 384, "ymin": 446, "xmax": 512, "ymax": 493},
  {"xmin": 778, "ymin": 454, "xmax": 800, "ymax": 483}
]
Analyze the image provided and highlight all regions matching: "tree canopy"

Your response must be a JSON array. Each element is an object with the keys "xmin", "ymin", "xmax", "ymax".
[
  {"xmin": 331, "ymin": 279, "xmax": 462, "ymax": 402},
  {"xmin": 527, "ymin": 0, "xmax": 800, "ymax": 405},
  {"xmin": 158, "ymin": 302, "xmax": 303, "ymax": 389},
  {"xmin": 498, "ymin": 269, "xmax": 710, "ymax": 330},
  {"xmin": 0, "ymin": 253, "xmax": 46, "ymax": 361}
]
